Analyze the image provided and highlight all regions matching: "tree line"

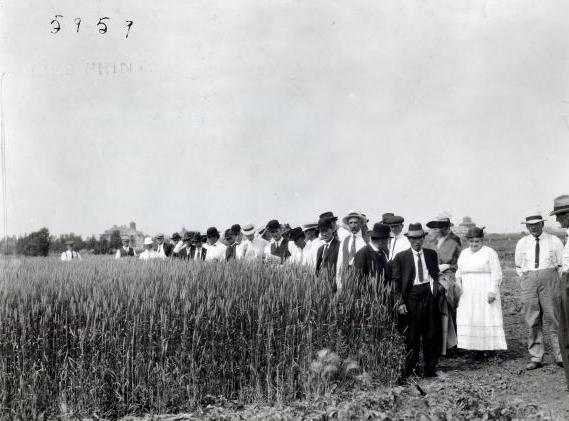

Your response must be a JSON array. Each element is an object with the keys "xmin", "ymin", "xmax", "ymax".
[{"xmin": 0, "ymin": 228, "xmax": 124, "ymax": 256}]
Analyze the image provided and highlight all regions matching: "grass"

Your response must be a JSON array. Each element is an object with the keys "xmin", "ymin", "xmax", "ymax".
[{"xmin": 0, "ymin": 258, "xmax": 404, "ymax": 418}]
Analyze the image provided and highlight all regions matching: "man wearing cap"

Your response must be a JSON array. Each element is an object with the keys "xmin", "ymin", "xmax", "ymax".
[
  {"xmin": 61, "ymin": 241, "xmax": 82, "ymax": 261},
  {"xmin": 204, "ymin": 227, "xmax": 226, "ymax": 262},
  {"xmin": 315, "ymin": 214, "xmax": 341, "ymax": 290},
  {"xmin": 115, "ymin": 237, "xmax": 136, "ymax": 259},
  {"xmin": 391, "ymin": 223, "xmax": 444, "ymax": 378},
  {"xmin": 287, "ymin": 227, "xmax": 307, "ymax": 265},
  {"xmin": 353, "ymin": 223, "xmax": 391, "ymax": 290},
  {"xmin": 336, "ymin": 212, "xmax": 369, "ymax": 290},
  {"xmin": 384, "ymin": 214, "xmax": 411, "ymax": 260},
  {"xmin": 515, "ymin": 213, "xmax": 564, "ymax": 370},
  {"xmin": 139, "ymin": 237, "xmax": 158, "ymax": 260},
  {"xmin": 155, "ymin": 234, "xmax": 173, "ymax": 259},
  {"xmin": 551, "ymin": 195, "xmax": 569, "ymax": 387},
  {"xmin": 236, "ymin": 224, "xmax": 260, "ymax": 260},
  {"xmin": 171, "ymin": 232, "xmax": 185, "ymax": 257},
  {"xmin": 263, "ymin": 220, "xmax": 291, "ymax": 264}
]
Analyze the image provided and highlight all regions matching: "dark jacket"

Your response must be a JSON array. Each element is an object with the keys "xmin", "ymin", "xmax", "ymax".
[
  {"xmin": 391, "ymin": 247, "xmax": 443, "ymax": 307},
  {"xmin": 156, "ymin": 242, "xmax": 174, "ymax": 258},
  {"xmin": 179, "ymin": 246, "xmax": 206, "ymax": 261},
  {"xmin": 354, "ymin": 245, "xmax": 390, "ymax": 283},
  {"xmin": 269, "ymin": 239, "xmax": 291, "ymax": 263},
  {"xmin": 316, "ymin": 237, "xmax": 341, "ymax": 291},
  {"xmin": 118, "ymin": 246, "xmax": 135, "ymax": 257}
]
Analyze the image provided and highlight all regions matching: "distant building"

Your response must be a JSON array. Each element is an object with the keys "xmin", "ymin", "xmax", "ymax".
[
  {"xmin": 100, "ymin": 221, "xmax": 146, "ymax": 248},
  {"xmin": 453, "ymin": 216, "xmax": 476, "ymax": 236}
]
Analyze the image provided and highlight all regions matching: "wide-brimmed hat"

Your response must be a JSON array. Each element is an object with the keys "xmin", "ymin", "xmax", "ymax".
[
  {"xmin": 289, "ymin": 227, "xmax": 305, "ymax": 241},
  {"xmin": 318, "ymin": 217, "xmax": 335, "ymax": 231},
  {"xmin": 231, "ymin": 224, "xmax": 241, "ymax": 234},
  {"xmin": 144, "ymin": 237, "xmax": 153, "ymax": 245},
  {"xmin": 242, "ymin": 223, "xmax": 255, "ymax": 235},
  {"xmin": 341, "ymin": 211, "xmax": 366, "ymax": 226},
  {"xmin": 465, "ymin": 226, "xmax": 485, "ymax": 238},
  {"xmin": 550, "ymin": 195, "xmax": 569, "ymax": 216},
  {"xmin": 384, "ymin": 214, "xmax": 404, "ymax": 225},
  {"xmin": 171, "ymin": 232, "xmax": 181, "ymax": 241},
  {"xmin": 319, "ymin": 211, "xmax": 338, "ymax": 222},
  {"xmin": 155, "ymin": 233, "xmax": 164, "ymax": 240},
  {"xmin": 426, "ymin": 212, "xmax": 453, "ymax": 229},
  {"xmin": 64, "ymin": 240, "xmax": 75, "ymax": 245},
  {"xmin": 266, "ymin": 219, "xmax": 281, "ymax": 232},
  {"xmin": 404, "ymin": 223, "xmax": 427, "ymax": 238},
  {"xmin": 521, "ymin": 213, "xmax": 546, "ymax": 225},
  {"xmin": 369, "ymin": 223, "xmax": 391, "ymax": 240}
]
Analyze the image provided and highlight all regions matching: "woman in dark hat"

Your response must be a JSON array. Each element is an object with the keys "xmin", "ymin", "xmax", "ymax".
[{"xmin": 455, "ymin": 226, "xmax": 507, "ymax": 357}]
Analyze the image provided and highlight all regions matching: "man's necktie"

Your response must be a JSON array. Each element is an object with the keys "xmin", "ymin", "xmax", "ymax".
[
  {"xmin": 417, "ymin": 252, "xmax": 425, "ymax": 283},
  {"xmin": 534, "ymin": 237, "xmax": 540, "ymax": 269},
  {"xmin": 391, "ymin": 237, "xmax": 398, "ymax": 258}
]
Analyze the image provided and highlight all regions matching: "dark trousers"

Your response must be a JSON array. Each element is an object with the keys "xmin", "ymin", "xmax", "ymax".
[
  {"xmin": 404, "ymin": 283, "xmax": 442, "ymax": 377},
  {"xmin": 560, "ymin": 272, "xmax": 569, "ymax": 390}
]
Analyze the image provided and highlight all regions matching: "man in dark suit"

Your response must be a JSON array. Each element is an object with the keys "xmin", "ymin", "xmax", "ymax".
[
  {"xmin": 353, "ymin": 223, "xmax": 391, "ymax": 292},
  {"xmin": 391, "ymin": 223, "xmax": 445, "ymax": 379},
  {"xmin": 316, "ymin": 213, "xmax": 341, "ymax": 292}
]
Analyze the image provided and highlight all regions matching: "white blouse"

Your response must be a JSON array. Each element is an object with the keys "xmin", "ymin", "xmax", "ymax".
[{"xmin": 456, "ymin": 245, "xmax": 502, "ymax": 294}]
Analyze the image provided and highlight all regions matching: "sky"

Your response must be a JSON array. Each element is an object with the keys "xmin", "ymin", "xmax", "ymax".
[{"xmin": 1, "ymin": 0, "xmax": 568, "ymax": 238}]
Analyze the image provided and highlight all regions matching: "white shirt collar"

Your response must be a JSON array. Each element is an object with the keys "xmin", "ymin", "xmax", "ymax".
[
  {"xmin": 369, "ymin": 242, "xmax": 379, "ymax": 252},
  {"xmin": 411, "ymin": 248, "xmax": 422, "ymax": 256}
]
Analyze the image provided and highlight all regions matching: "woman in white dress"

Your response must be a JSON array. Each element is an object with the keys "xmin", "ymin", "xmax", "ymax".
[{"xmin": 455, "ymin": 226, "xmax": 507, "ymax": 353}]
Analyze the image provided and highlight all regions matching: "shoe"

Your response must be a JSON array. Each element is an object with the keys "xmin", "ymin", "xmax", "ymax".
[
  {"xmin": 557, "ymin": 361, "xmax": 564, "ymax": 368},
  {"xmin": 525, "ymin": 361, "xmax": 543, "ymax": 370}
]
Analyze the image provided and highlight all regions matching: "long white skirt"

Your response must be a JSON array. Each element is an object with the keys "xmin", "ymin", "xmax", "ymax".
[{"xmin": 456, "ymin": 272, "xmax": 507, "ymax": 350}]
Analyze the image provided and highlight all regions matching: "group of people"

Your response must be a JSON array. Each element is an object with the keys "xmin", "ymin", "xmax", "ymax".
[{"xmin": 61, "ymin": 195, "xmax": 569, "ymax": 389}]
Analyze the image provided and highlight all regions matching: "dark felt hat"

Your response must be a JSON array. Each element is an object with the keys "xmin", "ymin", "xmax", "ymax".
[
  {"xmin": 171, "ymin": 232, "xmax": 181, "ymax": 241},
  {"xmin": 318, "ymin": 218, "xmax": 334, "ymax": 231},
  {"xmin": 384, "ymin": 214, "xmax": 404, "ymax": 225},
  {"xmin": 319, "ymin": 211, "xmax": 338, "ymax": 221},
  {"xmin": 405, "ymin": 223, "xmax": 427, "ymax": 238},
  {"xmin": 230, "ymin": 224, "xmax": 241, "ymax": 234},
  {"xmin": 369, "ymin": 223, "xmax": 391, "ymax": 239},
  {"xmin": 550, "ymin": 195, "xmax": 569, "ymax": 216},
  {"xmin": 466, "ymin": 226, "xmax": 485, "ymax": 238},
  {"xmin": 206, "ymin": 227, "xmax": 219, "ymax": 238},
  {"xmin": 289, "ymin": 227, "xmax": 305, "ymax": 241},
  {"xmin": 266, "ymin": 219, "xmax": 281, "ymax": 232}
]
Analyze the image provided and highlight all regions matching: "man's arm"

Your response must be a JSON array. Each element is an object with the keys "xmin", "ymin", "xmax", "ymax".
[{"xmin": 514, "ymin": 238, "xmax": 525, "ymax": 277}]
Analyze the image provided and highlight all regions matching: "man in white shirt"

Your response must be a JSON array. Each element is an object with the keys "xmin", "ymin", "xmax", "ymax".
[
  {"xmin": 301, "ymin": 223, "xmax": 321, "ymax": 267},
  {"xmin": 236, "ymin": 224, "xmax": 260, "ymax": 260},
  {"xmin": 383, "ymin": 213, "xmax": 411, "ymax": 260},
  {"xmin": 514, "ymin": 213, "xmax": 564, "ymax": 370},
  {"xmin": 139, "ymin": 237, "xmax": 158, "ymax": 260},
  {"xmin": 171, "ymin": 232, "xmax": 185, "ymax": 257},
  {"xmin": 115, "ymin": 237, "xmax": 136, "ymax": 259},
  {"xmin": 336, "ymin": 211, "xmax": 368, "ymax": 290},
  {"xmin": 287, "ymin": 227, "xmax": 306, "ymax": 265},
  {"xmin": 263, "ymin": 220, "xmax": 290, "ymax": 264},
  {"xmin": 61, "ymin": 241, "xmax": 81, "ymax": 261},
  {"xmin": 550, "ymin": 195, "xmax": 569, "ymax": 387},
  {"xmin": 154, "ymin": 234, "xmax": 173, "ymax": 259},
  {"xmin": 204, "ymin": 227, "xmax": 226, "ymax": 262}
]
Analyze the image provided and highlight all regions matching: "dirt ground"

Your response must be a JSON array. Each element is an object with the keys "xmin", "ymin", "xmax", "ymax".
[{"xmin": 114, "ymin": 264, "xmax": 569, "ymax": 420}]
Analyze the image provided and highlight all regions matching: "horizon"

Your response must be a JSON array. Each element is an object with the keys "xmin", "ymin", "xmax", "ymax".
[{"xmin": 1, "ymin": 0, "xmax": 568, "ymax": 238}]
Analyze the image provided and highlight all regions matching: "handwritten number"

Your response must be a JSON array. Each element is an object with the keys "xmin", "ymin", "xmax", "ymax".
[
  {"xmin": 125, "ymin": 20, "xmax": 133, "ymax": 39},
  {"xmin": 50, "ymin": 15, "xmax": 63, "ymax": 34},
  {"xmin": 97, "ymin": 17, "xmax": 110, "ymax": 34},
  {"xmin": 74, "ymin": 18, "xmax": 81, "ymax": 33}
]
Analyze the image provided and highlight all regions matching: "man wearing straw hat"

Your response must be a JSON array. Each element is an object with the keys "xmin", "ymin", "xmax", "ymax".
[
  {"xmin": 236, "ymin": 223, "xmax": 259, "ymax": 260},
  {"xmin": 60, "ymin": 240, "xmax": 81, "ymax": 261},
  {"xmin": 550, "ymin": 195, "xmax": 569, "ymax": 387},
  {"xmin": 336, "ymin": 211, "xmax": 368, "ymax": 290},
  {"xmin": 301, "ymin": 222, "xmax": 322, "ymax": 267},
  {"xmin": 391, "ymin": 223, "xmax": 445, "ymax": 379},
  {"xmin": 515, "ymin": 212, "xmax": 564, "ymax": 370},
  {"xmin": 115, "ymin": 236, "xmax": 136, "ymax": 259}
]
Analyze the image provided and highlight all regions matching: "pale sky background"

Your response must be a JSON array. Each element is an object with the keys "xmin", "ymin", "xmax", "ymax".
[{"xmin": 1, "ymin": 0, "xmax": 568, "ymax": 237}]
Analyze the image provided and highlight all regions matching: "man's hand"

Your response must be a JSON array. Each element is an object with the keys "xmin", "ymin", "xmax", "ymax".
[
  {"xmin": 398, "ymin": 304, "xmax": 408, "ymax": 315},
  {"xmin": 487, "ymin": 291, "xmax": 496, "ymax": 304}
]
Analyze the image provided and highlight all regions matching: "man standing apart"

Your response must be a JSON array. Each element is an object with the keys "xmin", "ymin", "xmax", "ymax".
[
  {"xmin": 336, "ymin": 211, "xmax": 368, "ymax": 290},
  {"xmin": 551, "ymin": 195, "xmax": 569, "ymax": 389},
  {"xmin": 515, "ymin": 213, "xmax": 564, "ymax": 370},
  {"xmin": 61, "ymin": 240, "xmax": 81, "ymax": 261},
  {"xmin": 391, "ymin": 223, "xmax": 444, "ymax": 379}
]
